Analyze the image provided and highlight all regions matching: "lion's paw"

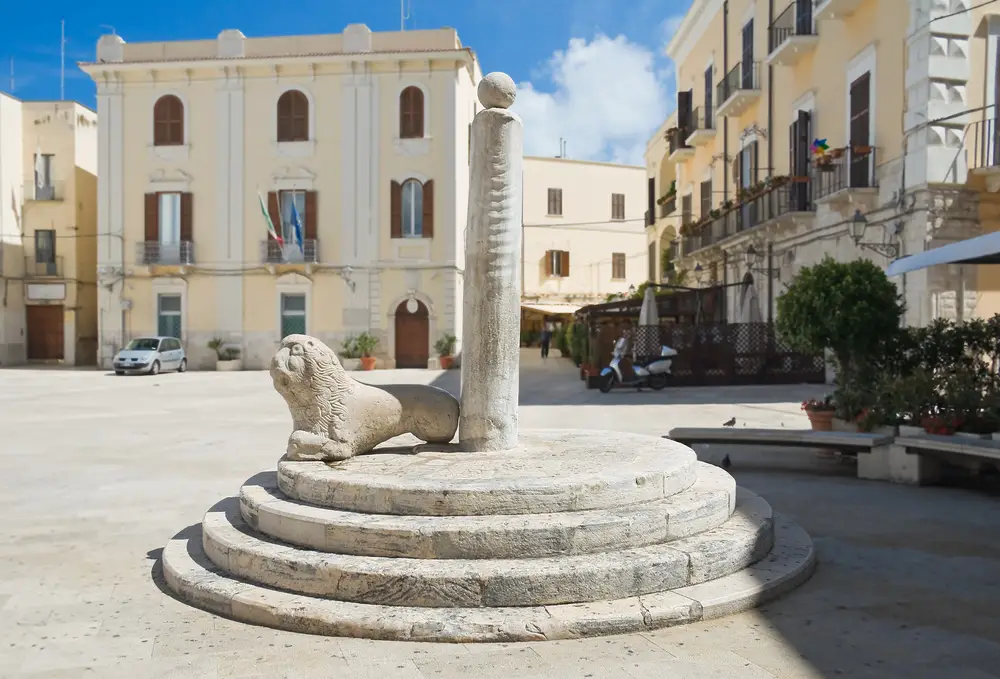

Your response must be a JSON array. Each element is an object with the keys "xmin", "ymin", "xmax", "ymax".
[{"xmin": 287, "ymin": 430, "xmax": 355, "ymax": 462}]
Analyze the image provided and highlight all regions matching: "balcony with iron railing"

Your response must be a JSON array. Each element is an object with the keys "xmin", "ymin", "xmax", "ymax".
[
  {"xmin": 813, "ymin": 0, "xmax": 865, "ymax": 22},
  {"xmin": 716, "ymin": 62, "xmax": 761, "ymax": 119},
  {"xmin": 137, "ymin": 241, "xmax": 195, "ymax": 266},
  {"xmin": 22, "ymin": 180, "xmax": 65, "ymax": 202},
  {"xmin": 685, "ymin": 106, "xmax": 716, "ymax": 146},
  {"xmin": 766, "ymin": 1, "xmax": 819, "ymax": 67},
  {"xmin": 658, "ymin": 194, "xmax": 677, "ymax": 219},
  {"xmin": 24, "ymin": 256, "xmax": 63, "ymax": 278},
  {"xmin": 811, "ymin": 146, "xmax": 878, "ymax": 208},
  {"xmin": 667, "ymin": 125, "xmax": 695, "ymax": 163},
  {"xmin": 261, "ymin": 239, "xmax": 319, "ymax": 265},
  {"xmin": 681, "ymin": 180, "xmax": 815, "ymax": 256},
  {"xmin": 969, "ymin": 119, "xmax": 1000, "ymax": 173}
]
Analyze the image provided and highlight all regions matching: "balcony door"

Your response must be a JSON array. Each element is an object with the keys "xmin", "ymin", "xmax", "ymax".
[
  {"xmin": 741, "ymin": 21, "xmax": 754, "ymax": 89},
  {"xmin": 849, "ymin": 72, "xmax": 871, "ymax": 188},
  {"xmin": 704, "ymin": 65, "xmax": 713, "ymax": 123},
  {"xmin": 795, "ymin": 0, "xmax": 812, "ymax": 35},
  {"xmin": 789, "ymin": 110, "xmax": 811, "ymax": 211},
  {"xmin": 737, "ymin": 143, "xmax": 757, "ymax": 231}
]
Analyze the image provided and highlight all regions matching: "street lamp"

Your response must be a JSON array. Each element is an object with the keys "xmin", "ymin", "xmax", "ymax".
[
  {"xmin": 628, "ymin": 284, "xmax": 637, "ymax": 296},
  {"xmin": 693, "ymin": 263, "xmax": 704, "ymax": 286},
  {"xmin": 849, "ymin": 209, "xmax": 899, "ymax": 259},
  {"xmin": 743, "ymin": 244, "xmax": 778, "ymax": 277}
]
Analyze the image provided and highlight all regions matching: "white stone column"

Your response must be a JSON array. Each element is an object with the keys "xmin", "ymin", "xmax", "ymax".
[{"xmin": 459, "ymin": 73, "xmax": 523, "ymax": 452}]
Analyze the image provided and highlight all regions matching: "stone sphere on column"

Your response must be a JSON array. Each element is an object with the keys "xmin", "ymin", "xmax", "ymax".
[{"xmin": 478, "ymin": 72, "xmax": 517, "ymax": 110}]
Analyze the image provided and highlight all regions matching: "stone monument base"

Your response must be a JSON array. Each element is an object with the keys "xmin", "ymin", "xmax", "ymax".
[{"xmin": 161, "ymin": 430, "xmax": 815, "ymax": 642}]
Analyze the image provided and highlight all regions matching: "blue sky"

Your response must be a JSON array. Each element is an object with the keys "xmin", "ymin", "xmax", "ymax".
[{"xmin": 0, "ymin": 0, "xmax": 687, "ymax": 164}]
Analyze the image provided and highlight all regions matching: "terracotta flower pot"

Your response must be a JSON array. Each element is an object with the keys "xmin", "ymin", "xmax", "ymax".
[
  {"xmin": 360, "ymin": 356, "xmax": 376, "ymax": 371},
  {"xmin": 439, "ymin": 355, "xmax": 454, "ymax": 370},
  {"xmin": 806, "ymin": 409, "xmax": 835, "ymax": 431}
]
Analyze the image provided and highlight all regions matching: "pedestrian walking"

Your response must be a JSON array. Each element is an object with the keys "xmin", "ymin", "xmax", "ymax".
[{"xmin": 539, "ymin": 320, "xmax": 553, "ymax": 359}]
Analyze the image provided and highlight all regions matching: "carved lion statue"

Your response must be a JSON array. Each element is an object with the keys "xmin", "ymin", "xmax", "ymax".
[{"xmin": 270, "ymin": 334, "xmax": 460, "ymax": 461}]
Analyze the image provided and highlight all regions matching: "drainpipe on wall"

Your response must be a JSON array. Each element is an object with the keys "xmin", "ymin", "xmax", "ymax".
[
  {"xmin": 767, "ymin": 0, "xmax": 774, "ymax": 180},
  {"xmin": 723, "ymin": 1, "xmax": 729, "ymax": 203}
]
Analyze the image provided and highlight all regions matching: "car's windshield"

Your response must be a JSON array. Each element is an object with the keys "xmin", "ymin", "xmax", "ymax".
[{"xmin": 125, "ymin": 338, "xmax": 160, "ymax": 351}]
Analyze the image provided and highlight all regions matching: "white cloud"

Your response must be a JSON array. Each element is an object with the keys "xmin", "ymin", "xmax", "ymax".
[{"xmin": 513, "ymin": 34, "xmax": 671, "ymax": 166}]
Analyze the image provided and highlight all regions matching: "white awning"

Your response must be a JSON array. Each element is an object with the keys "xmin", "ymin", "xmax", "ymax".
[
  {"xmin": 886, "ymin": 231, "xmax": 1000, "ymax": 277},
  {"xmin": 521, "ymin": 302, "xmax": 583, "ymax": 315}
]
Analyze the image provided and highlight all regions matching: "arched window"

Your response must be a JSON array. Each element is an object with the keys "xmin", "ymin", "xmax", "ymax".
[
  {"xmin": 401, "ymin": 179, "xmax": 423, "ymax": 237},
  {"xmin": 399, "ymin": 86, "xmax": 424, "ymax": 139},
  {"xmin": 153, "ymin": 95, "xmax": 184, "ymax": 146},
  {"xmin": 277, "ymin": 90, "xmax": 309, "ymax": 142}
]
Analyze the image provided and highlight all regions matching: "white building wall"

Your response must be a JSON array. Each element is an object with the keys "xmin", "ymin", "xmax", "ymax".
[{"xmin": 0, "ymin": 93, "xmax": 25, "ymax": 365}]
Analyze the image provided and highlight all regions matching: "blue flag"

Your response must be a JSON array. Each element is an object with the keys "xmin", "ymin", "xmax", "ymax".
[{"xmin": 290, "ymin": 198, "xmax": 304, "ymax": 249}]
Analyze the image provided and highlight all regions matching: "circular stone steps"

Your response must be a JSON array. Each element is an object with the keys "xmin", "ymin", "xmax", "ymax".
[
  {"xmin": 201, "ymin": 488, "xmax": 773, "ymax": 608},
  {"xmin": 276, "ymin": 430, "xmax": 699, "ymax": 516},
  {"xmin": 240, "ymin": 463, "xmax": 737, "ymax": 559},
  {"xmin": 162, "ymin": 511, "xmax": 815, "ymax": 643}
]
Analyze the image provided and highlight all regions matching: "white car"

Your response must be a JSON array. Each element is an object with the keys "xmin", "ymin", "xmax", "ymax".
[{"xmin": 113, "ymin": 336, "xmax": 187, "ymax": 375}]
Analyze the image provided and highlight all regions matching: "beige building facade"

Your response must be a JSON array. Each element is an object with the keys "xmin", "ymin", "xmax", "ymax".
[
  {"xmin": 521, "ymin": 156, "xmax": 647, "ymax": 325},
  {"xmin": 80, "ymin": 25, "xmax": 481, "ymax": 370},
  {"xmin": 648, "ymin": 0, "xmax": 993, "ymax": 327},
  {"xmin": 0, "ymin": 94, "xmax": 99, "ymax": 366}
]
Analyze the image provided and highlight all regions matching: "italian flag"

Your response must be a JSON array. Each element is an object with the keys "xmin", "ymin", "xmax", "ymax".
[{"xmin": 258, "ymin": 190, "xmax": 283, "ymax": 246}]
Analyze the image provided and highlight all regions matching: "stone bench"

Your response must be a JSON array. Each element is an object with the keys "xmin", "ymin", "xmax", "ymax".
[
  {"xmin": 887, "ymin": 435, "xmax": 1000, "ymax": 485},
  {"xmin": 666, "ymin": 428, "xmax": 894, "ymax": 480}
]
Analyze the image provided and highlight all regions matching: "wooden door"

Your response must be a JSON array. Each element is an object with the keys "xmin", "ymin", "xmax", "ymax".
[
  {"xmin": 849, "ymin": 73, "xmax": 871, "ymax": 188},
  {"xmin": 26, "ymin": 305, "xmax": 64, "ymax": 360},
  {"xmin": 394, "ymin": 300, "xmax": 429, "ymax": 369}
]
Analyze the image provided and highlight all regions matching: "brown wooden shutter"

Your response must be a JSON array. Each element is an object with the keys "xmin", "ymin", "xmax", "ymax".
[
  {"xmin": 267, "ymin": 191, "xmax": 280, "ymax": 241},
  {"xmin": 390, "ymin": 181, "xmax": 402, "ymax": 238},
  {"xmin": 751, "ymin": 141, "xmax": 759, "ymax": 183},
  {"xmin": 180, "ymin": 192, "xmax": 193, "ymax": 242},
  {"xmin": 304, "ymin": 191, "xmax": 317, "ymax": 240},
  {"xmin": 144, "ymin": 193, "xmax": 159, "ymax": 242},
  {"xmin": 560, "ymin": 250, "xmax": 570, "ymax": 277},
  {"xmin": 422, "ymin": 180, "xmax": 434, "ymax": 238},
  {"xmin": 544, "ymin": 250, "xmax": 553, "ymax": 276},
  {"xmin": 677, "ymin": 90, "xmax": 693, "ymax": 138}
]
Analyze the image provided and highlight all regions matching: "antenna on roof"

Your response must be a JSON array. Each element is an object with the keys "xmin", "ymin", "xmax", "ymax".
[
  {"xmin": 401, "ymin": 0, "xmax": 411, "ymax": 31},
  {"xmin": 556, "ymin": 137, "xmax": 563, "ymax": 158},
  {"xmin": 60, "ymin": 20, "xmax": 66, "ymax": 100},
  {"xmin": 99, "ymin": 24, "xmax": 116, "ymax": 36},
  {"xmin": 9, "ymin": 57, "xmax": 13, "ymax": 93}
]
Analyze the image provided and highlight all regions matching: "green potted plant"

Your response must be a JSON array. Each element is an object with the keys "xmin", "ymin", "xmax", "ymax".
[
  {"xmin": 353, "ymin": 332, "xmax": 379, "ymax": 371},
  {"xmin": 339, "ymin": 336, "xmax": 362, "ymax": 371},
  {"xmin": 435, "ymin": 334, "xmax": 458, "ymax": 370},
  {"xmin": 208, "ymin": 337, "xmax": 242, "ymax": 372}
]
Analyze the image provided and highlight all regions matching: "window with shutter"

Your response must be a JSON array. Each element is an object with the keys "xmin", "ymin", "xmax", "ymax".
[
  {"xmin": 422, "ymin": 180, "xmax": 434, "ymax": 239},
  {"xmin": 277, "ymin": 90, "xmax": 309, "ymax": 142},
  {"xmin": 677, "ymin": 90, "xmax": 693, "ymax": 140},
  {"xmin": 704, "ymin": 66, "xmax": 713, "ymax": 115},
  {"xmin": 611, "ymin": 193, "xmax": 625, "ymax": 220},
  {"xmin": 700, "ymin": 180, "xmax": 712, "ymax": 218},
  {"xmin": 849, "ymin": 73, "xmax": 871, "ymax": 188},
  {"xmin": 681, "ymin": 194, "xmax": 693, "ymax": 225},
  {"xmin": 612, "ymin": 252, "xmax": 626, "ymax": 279},
  {"xmin": 153, "ymin": 95, "xmax": 184, "ymax": 146},
  {"xmin": 741, "ymin": 21, "xmax": 755, "ymax": 89},
  {"xmin": 390, "ymin": 181, "xmax": 403, "ymax": 239},
  {"xmin": 400, "ymin": 179, "xmax": 424, "ymax": 237},
  {"xmin": 547, "ymin": 188, "xmax": 563, "ymax": 216},
  {"xmin": 560, "ymin": 250, "xmax": 570, "ymax": 277},
  {"xmin": 400, "ymin": 86, "xmax": 425, "ymax": 139}
]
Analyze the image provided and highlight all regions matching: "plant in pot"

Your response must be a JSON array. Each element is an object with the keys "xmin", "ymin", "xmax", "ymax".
[
  {"xmin": 435, "ymin": 334, "xmax": 457, "ymax": 369},
  {"xmin": 339, "ymin": 337, "xmax": 363, "ymax": 371},
  {"xmin": 208, "ymin": 337, "xmax": 242, "ymax": 371},
  {"xmin": 802, "ymin": 395, "xmax": 836, "ymax": 431},
  {"xmin": 353, "ymin": 332, "xmax": 379, "ymax": 371}
]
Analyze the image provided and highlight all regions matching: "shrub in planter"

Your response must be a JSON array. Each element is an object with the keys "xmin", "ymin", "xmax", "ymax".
[
  {"xmin": 339, "ymin": 337, "xmax": 363, "ymax": 370},
  {"xmin": 208, "ymin": 337, "xmax": 242, "ymax": 371},
  {"xmin": 353, "ymin": 332, "xmax": 379, "ymax": 370},
  {"xmin": 434, "ymin": 334, "xmax": 458, "ymax": 369},
  {"xmin": 802, "ymin": 395, "xmax": 836, "ymax": 431},
  {"xmin": 555, "ymin": 325, "xmax": 571, "ymax": 357},
  {"xmin": 570, "ymin": 323, "xmax": 588, "ymax": 366}
]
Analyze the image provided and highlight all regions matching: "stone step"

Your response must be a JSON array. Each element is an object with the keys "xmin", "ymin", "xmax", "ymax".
[
  {"xmin": 240, "ymin": 463, "xmax": 736, "ymax": 559},
  {"xmin": 276, "ymin": 429, "xmax": 700, "ymax": 516},
  {"xmin": 163, "ymin": 510, "xmax": 815, "ymax": 643},
  {"xmin": 202, "ymin": 489, "xmax": 774, "ymax": 608}
]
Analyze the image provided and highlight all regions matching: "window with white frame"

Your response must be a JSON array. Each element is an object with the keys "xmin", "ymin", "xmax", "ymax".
[
  {"xmin": 280, "ymin": 293, "xmax": 307, "ymax": 338},
  {"xmin": 401, "ymin": 179, "xmax": 424, "ymax": 237},
  {"xmin": 157, "ymin": 294, "xmax": 182, "ymax": 338}
]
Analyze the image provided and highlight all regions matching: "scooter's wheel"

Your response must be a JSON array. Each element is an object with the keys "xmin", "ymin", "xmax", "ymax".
[
  {"xmin": 648, "ymin": 373, "xmax": 668, "ymax": 391},
  {"xmin": 599, "ymin": 373, "xmax": 617, "ymax": 393}
]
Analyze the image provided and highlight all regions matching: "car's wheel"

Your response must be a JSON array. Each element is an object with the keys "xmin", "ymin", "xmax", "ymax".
[
  {"xmin": 648, "ymin": 373, "xmax": 668, "ymax": 391},
  {"xmin": 149, "ymin": 361, "xmax": 160, "ymax": 376},
  {"xmin": 114, "ymin": 370, "xmax": 125, "ymax": 376},
  {"xmin": 599, "ymin": 372, "xmax": 617, "ymax": 393},
  {"xmin": 178, "ymin": 358, "xmax": 187, "ymax": 373}
]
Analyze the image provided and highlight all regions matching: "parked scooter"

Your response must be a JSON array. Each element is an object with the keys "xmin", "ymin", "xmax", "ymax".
[{"xmin": 599, "ymin": 335, "xmax": 678, "ymax": 393}]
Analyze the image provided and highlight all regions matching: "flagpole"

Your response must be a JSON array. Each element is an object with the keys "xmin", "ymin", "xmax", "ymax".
[{"xmin": 60, "ymin": 20, "xmax": 65, "ymax": 100}]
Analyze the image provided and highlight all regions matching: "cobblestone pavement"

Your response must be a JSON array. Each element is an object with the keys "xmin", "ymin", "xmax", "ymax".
[{"xmin": 1, "ymin": 353, "xmax": 998, "ymax": 678}]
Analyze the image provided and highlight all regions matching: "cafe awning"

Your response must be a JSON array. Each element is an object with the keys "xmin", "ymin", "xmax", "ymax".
[
  {"xmin": 886, "ymin": 231, "xmax": 1000, "ymax": 277},
  {"xmin": 520, "ymin": 302, "xmax": 583, "ymax": 315}
]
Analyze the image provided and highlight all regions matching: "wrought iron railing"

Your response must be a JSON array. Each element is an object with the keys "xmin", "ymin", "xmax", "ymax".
[
  {"xmin": 24, "ymin": 256, "xmax": 63, "ymax": 277},
  {"xmin": 768, "ymin": 1, "xmax": 816, "ymax": 53},
  {"xmin": 136, "ymin": 241, "xmax": 195, "ymax": 266},
  {"xmin": 689, "ymin": 106, "xmax": 714, "ymax": 134},
  {"xmin": 717, "ymin": 61, "xmax": 760, "ymax": 107},
  {"xmin": 659, "ymin": 195, "xmax": 677, "ymax": 218},
  {"xmin": 969, "ymin": 118, "xmax": 1000, "ymax": 170},
  {"xmin": 811, "ymin": 147, "xmax": 877, "ymax": 200},
  {"xmin": 668, "ymin": 127, "xmax": 691, "ymax": 156},
  {"xmin": 23, "ymin": 180, "xmax": 65, "ymax": 202},
  {"xmin": 260, "ymin": 239, "xmax": 319, "ymax": 264}
]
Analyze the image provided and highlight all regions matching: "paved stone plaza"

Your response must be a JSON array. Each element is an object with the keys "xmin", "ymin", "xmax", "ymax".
[{"xmin": 1, "ymin": 352, "xmax": 999, "ymax": 678}]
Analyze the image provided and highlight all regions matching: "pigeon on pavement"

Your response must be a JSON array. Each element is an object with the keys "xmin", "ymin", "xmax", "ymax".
[
  {"xmin": 721, "ymin": 454, "xmax": 732, "ymax": 469},
  {"xmin": 723, "ymin": 417, "xmax": 736, "ymax": 427}
]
